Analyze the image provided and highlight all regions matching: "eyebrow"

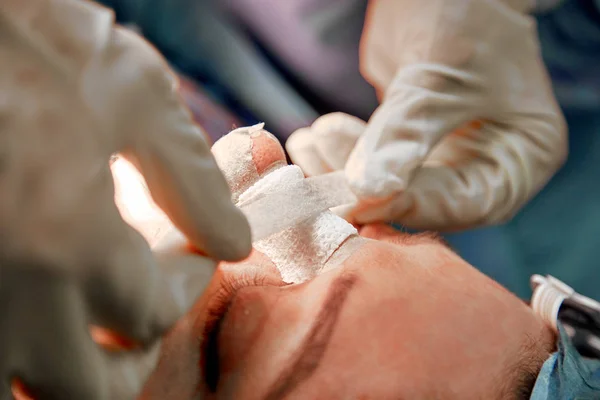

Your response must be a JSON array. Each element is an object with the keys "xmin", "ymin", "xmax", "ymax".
[{"xmin": 263, "ymin": 272, "xmax": 359, "ymax": 400}]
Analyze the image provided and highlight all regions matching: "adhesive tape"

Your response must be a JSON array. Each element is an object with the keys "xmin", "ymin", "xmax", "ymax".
[{"xmin": 238, "ymin": 171, "xmax": 357, "ymax": 241}]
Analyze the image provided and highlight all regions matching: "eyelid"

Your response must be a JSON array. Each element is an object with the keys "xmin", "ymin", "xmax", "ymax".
[
  {"xmin": 201, "ymin": 268, "xmax": 285, "ymax": 392},
  {"xmin": 205, "ymin": 270, "xmax": 281, "ymax": 324}
]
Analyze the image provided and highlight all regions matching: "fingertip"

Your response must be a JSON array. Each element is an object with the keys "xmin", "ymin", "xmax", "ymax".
[
  {"xmin": 220, "ymin": 249, "xmax": 282, "ymax": 282},
  {"xmin": 311, "ymin": 112, "xmax": 366, "ymax": 137},
  {"xmin": 344, "ymin": 149, "xmax": 406, "ymax": 199},
  {"xmin": 214, "ymin": 236, "xmax": 252, "ymax": 262},
  {"xmin": 286, "ymin": 128, "xmax": 331, "ymax": 177},
  {"xmin": 286, "ymin": 127, "xmax": 314, "ymax": 160},
  {"xmin": 201, "ymin": 206, "xmax": 252, "ymax": 262}
]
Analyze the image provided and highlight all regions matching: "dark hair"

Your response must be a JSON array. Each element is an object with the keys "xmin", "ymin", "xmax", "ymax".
[
  {"xmin": 512, "ymin": 366, "xmax": 542, "ymax": 400},
  {"xmin": 498, "ymin": 332, "xmax": 555, "ymax": 400}
]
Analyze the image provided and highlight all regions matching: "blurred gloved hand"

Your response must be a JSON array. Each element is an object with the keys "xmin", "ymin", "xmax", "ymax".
[
  {"xmin": 0, "ymin": 1, "xmax": 250, "ymax": 399},
  {"xmin": 287, "ymin": 0, "xmax": 567, "ymax": 231}
]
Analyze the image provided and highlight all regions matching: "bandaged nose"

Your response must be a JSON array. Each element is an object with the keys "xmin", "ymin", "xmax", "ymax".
[{"xmin": 212, "ymin": 125, "xmax": 360, "ymax": 283}]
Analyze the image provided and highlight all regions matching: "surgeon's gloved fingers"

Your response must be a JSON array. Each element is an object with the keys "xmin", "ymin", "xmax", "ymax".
[
  {"xmin": 0, "ymin": 360, "xmax": 12, "ymax": 399},
  {"xmin": 287, "ymin": 113, "xmax": 366, "ymax": 177},
  {"xmin": 20, "ymin": 348, "xmax": 107, "ymax": 400},
  {"xmin": 1, "ymin": 376, "xmax": 14, "ymax": 400},
  {"xmin": 344, "ymin": 67, "xmax": 484, "ymax": 199},
  {"xmin": 285, "ymin": 127, "xmax": 331, "ymax": 177},
  {"xmin": 111, "ymin": 28, "xmax": 250, "ymax": 261},
  {"xmin": 106, "ymin": 341, "xmax": 162, "ymax": 400},
  {"xmin": 354, "ymin": 124, "xmax": 565, "ymax": 230},
  {"xmin": 85, "ymin": 222, "xmax": 213, "ymax": 348},
  {"xmin": 311, "ymin": 112, "xmax": 366, "ymax": 170},
  {"xmin": 154, "ymin": 249, "xmax": 218, "ymax": 312},
  {"xmin": 124, "ymin": 106, "xmax": 251, "ymax": 262},
  {"xmin": 106, "ymin": 29, "xmax": 249, "ymax": 260},
  {"xmin": 374, "ymin": 164, "xmax": 512, "ymax": 230},
  {"xmin": 17, "ymin": 285, "xmax": 108, "ymax": 400}
]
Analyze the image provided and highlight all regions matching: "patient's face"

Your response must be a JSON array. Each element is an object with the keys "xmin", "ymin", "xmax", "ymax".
[{"xmin": 140, "ymin": 224, "xmax": 555, "ymax": 400}]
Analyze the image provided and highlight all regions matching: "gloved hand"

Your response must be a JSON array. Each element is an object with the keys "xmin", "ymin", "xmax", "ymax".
[
  {"xmin": 287, "ymin": 0, "xmax": 567, "ymax": 231},
  {"xmin": 0, "ymin": 1, "xmax": 250, "ymax": 399}
]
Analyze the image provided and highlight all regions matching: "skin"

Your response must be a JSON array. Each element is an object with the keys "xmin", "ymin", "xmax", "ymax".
[
  {"xmin": 12, "ymin": 130, "xmax": 554, "ymax": 399},
  {"xmin": 12, "ymin": 225, "xmax": 555, "ymax": 400},
  {"xmin": 137, "ymin": 224, "xmax": 556, "ymax": 400}
]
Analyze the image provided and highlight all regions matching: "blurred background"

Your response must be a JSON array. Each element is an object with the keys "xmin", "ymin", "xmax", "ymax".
[{"xmin": 95, "ymin": 0, "xmax": 600, "ymax": 300}]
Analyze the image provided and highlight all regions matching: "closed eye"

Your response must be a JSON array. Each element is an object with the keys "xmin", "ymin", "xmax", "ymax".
[{"xmin": 200, "ymin": 269, "xmax": 285, "ymax": 392}]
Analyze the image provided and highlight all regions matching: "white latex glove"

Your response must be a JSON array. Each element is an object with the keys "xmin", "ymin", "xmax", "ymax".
[
  {"xmin": 0, "ymin": 1, "xmax": 250, "ymax": 399},
  {"xmin": 287, "ymin": 0, "xmax": 567, "ymax": 231}
]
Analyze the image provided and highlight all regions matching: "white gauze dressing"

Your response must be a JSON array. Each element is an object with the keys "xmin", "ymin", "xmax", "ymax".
[{"xmin": 237, "ymin": 165, "xmax": 358, "ymax": 284}]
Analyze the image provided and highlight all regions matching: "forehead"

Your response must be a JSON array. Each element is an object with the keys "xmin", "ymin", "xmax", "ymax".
[
  {"xmin": 349, "ymin": 238, "xmax": 532, "ymax": 321},
  {"xmin": 283, "ymin": 247, "xmax": 539, "ymax": 398}
]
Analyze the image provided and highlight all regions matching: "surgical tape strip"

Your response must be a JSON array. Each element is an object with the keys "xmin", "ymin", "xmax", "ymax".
[
  {"xmin": 236, "ymin": 165, "xmax": 358, "ymax": 283},
  {"xmin": 237, "ymin": 167, "xmax": 358, "ymax": 242}
]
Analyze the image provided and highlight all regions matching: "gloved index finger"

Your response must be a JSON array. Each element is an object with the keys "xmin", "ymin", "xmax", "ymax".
[
  {"xmin": 120, "ymin": 66, "xmax": 251, "ymax": 262},
  {"xmin": 84, "ymin": 214, "xmax": 217, "ymax": 348},
  {"xmin": 106, "ymin": 27, "xmax": 251, "ymax": 262}
]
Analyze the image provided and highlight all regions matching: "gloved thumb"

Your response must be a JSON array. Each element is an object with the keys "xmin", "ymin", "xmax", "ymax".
[
  {"xmin": 287, "ymin": 112, "xmax": 365, "ymax": 176},
  {"xmin": 344, "ymin": 66, "xmax": 484, "ymax": 200}
]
